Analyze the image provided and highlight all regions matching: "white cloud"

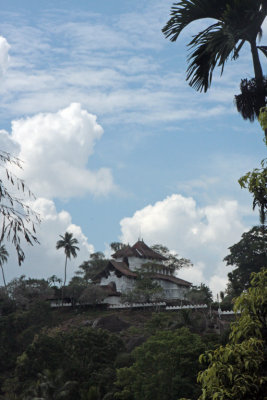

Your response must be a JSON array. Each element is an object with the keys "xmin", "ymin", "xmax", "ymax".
[
  {"xmin": 119, "ymin": 194, "xmax": 246, "ymax": 295},
  {"xmin": 4, "ymin": 198, "xmax": 94, "ymax": 283},
  {"xmin": 0, "ymin": 6, "xmax": 245, "ymax": 125},
  {"xmin": 0, "ymin": 36, "xmax": 10, "ymax": 77},
  {"xmin": 0, "ymin": 129, "xmax": 19, "ymax": 155},
  {"xmin": 8, "ymin": 103, "xmax": 115, "ymax": 198}
]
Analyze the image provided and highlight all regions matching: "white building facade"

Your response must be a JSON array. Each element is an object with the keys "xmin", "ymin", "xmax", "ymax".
[{"xmin": 94, "ymin": 241, "xmax": 191, "ymax": 304}]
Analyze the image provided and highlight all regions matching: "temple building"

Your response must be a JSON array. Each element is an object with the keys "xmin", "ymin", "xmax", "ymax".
[{"xmin": 94, "ymin": 240, "xmax": 191, "ymax": 305}]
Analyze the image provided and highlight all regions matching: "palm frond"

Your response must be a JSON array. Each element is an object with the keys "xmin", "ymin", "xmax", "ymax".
[
  {"xmin": 56, "ymin": 232, "xmax": 80, "ymax": 259},
  {"xmin": 162, "ymin": 0, "xmax": 230, "ymax": 41},
  {"xmin": 258, "ymin": 46, "xmax": 267, "ymax": 58},
  {"xmin": 186, "ymin": 23, "xmax": 239, "ymax": 91}
]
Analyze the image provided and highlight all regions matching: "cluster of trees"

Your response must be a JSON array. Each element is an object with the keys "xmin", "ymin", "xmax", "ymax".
[{"xmin": 0, "ymin": 267, "xmax": 265, "ymax": 399}]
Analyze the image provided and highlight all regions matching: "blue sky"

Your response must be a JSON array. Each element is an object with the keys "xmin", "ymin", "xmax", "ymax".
[{"xmin": 0, "ymin": 0, "xmax": 266, "ymax": 294}]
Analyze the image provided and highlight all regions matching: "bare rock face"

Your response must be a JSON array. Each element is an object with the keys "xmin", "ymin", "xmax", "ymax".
[{"xmin": 93, "ymin": 315, "xmax": 130, "ymax": 332}]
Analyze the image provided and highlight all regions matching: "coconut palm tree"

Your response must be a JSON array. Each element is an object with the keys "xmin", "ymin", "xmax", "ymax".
[
  {"xmin": 162, "ymin": 0, "xmax": 267, "ymax": 130},
  {"xmin": 0, "ymin": 244, "xmax": 9, "ymax": 289},
  {"xmin": 56, "ymin": 232, "xmax": 79, "ymax": 292}
]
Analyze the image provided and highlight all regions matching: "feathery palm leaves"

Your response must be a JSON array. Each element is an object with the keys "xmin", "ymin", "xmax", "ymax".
[{"xmin": 163, "ymin": 0, "xmax": 267, "ymax": 93}]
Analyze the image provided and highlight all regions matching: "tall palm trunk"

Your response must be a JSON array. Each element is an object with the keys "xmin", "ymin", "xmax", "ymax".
[
  {"xmin": 64, "ymin": 254, "xmax": 68, "ymax": 287},
  {"xmin": 250, "ymin": 39, "xmax": 267, "ymax": 139},
  {"xmin": 61, "ymin": 255, "xmax": 68, "ymax": 305},
  {"xmin": 0, "ymin": 265, "xmax": 7, "ymax": 289}
]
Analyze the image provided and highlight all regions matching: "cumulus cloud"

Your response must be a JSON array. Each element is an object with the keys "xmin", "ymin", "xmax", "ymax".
[
  {"xmin": 9, "ymin": 103, "xmax": 115, "ymax": 198},
  {"xmin": 0, "ymin": 129, "xmax": 20, "ymax": 155},
  {"xmin": 0, "ymin": 36, "xmax": 10, "ymax": 77},
  {"xmin": 119, "ymin": 194, "xmax": 246, "ymax": 295},
  {"xmin": 5, "ymin": 198, "xmax": 94, "ymax": 283}
]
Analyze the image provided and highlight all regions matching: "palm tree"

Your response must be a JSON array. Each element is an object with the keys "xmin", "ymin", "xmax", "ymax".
[
  {"xmin": 0, "ymin": 244, "xmax": 9, "ymax": 289},
  {"xmin": 162, "ymin": 0, "xmax": 267, "ymax": 133},
  {"xmin": 56, "ymin": 232, "xmax": 79, "ymax": 295}
]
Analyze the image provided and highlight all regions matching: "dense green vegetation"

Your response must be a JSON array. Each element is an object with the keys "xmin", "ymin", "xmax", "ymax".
[
  {"xmin": 115, "ymin": 328, "xmax": 206, "ymax": 400},
  {"xmin": 0, "ymin": 297, "xmax": 221, "ymax": 400},
  {"xmin": 197, "ymin": 268, "xmax": 267, "ymax": 400},
  {"xmin": 0, "ymin": 268, "xmax": 266, "ymax": 399},
  {"xmin": 0, "ymin": 225, "xmax": 265, "ymax": 399}
]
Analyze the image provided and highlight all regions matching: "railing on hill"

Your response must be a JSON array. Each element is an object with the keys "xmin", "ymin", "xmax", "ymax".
[
  {"xmin": 49, "ymin": 300, "xmax": 238, "ymax": 316},
  {"xmin": 166, "ymin": 304, "xmax": 207, "ymax": 310},
  {"xmin": 108, "ymin": 302, "xmax": 166, "ymax": 309}
]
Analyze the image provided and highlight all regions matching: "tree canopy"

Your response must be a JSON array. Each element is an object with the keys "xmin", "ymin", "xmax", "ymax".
[
  {"xmin": 76, "ymin": 251, "xmax": 108, "ymax": 283},
  {"xmin": 121, "ymin": 269, "xmax": 164, "ymax": 304},
  {"xmin": 224, "ymin": 226, "xmax": 267, "ymax": 296},
  {"xmin": 197, "ymin": 268, "xmax": 267, "ymax": 400},
  {"xmin": 9, "ymin": 327, "xmax": 123, "ymax": 399},
  {"xmin": 115, "ymin": 327, "xmax": 206, "ymax": 400},
  {"xmin": 239, "ymin": 159, "xmax": 267, "ymax": 224},
  {"xmin": 151, "ymin": 244, "xmax": 192, "ymax": 272}
]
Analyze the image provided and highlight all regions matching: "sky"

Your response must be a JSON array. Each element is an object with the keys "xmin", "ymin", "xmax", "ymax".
[{"xmin": 0, "ymin": 0, "xmax": 266, "ymax": 296}]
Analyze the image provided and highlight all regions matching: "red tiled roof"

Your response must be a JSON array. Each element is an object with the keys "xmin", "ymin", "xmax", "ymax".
[
  {"xmin": 109, "ymin": 260, "xmax": 137, "ymax": 277},
  {"xmin": 112, "ymin": 240, "xmax": 167, "ymax": 261},
  {"xmin": 93, "ymin": 260, "xmax": 137, "ymax": 280},
  {"xmin": 153, "ymin": 273, "xmax": 191, "ymax": 287}
]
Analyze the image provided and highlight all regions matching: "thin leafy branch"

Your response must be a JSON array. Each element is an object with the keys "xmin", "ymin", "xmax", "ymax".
[
  {"xmin": 0, "ymin": 151, "xmax": 40, "ymax": 265},
  {"xmin": 238, "ymin": 159, "xmax": 267, "ymax": 225}
]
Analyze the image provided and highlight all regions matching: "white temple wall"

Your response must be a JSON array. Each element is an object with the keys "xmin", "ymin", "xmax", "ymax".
[
  {"xmin": 155, "ymin": 279, "xmax": 188, "ymax": 300},
  {"xmin": 104, "ymin": 296, "xmax": 121, "ymax": 305},
  {"xmin": 100, "ymin": 271, "xmax": 134, "ymax": 292}
]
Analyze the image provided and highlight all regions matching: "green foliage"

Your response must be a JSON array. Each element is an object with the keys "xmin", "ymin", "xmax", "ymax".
[
  {"xmin": 151, "ymin": 243, "xmax": 192, "ymax": 273},
  {"xmin": 259, "ymin": 106, "xmax": 267, "ymax": 131},
  {"xmin": 110, "ymin": 242, "xmax": 127, "ymax": 252},
  {"xmin": 78, "ymin": 284, "xmax": 107, "ymax": 305},
  {"xmin": 76, "ymin": 252, "xmax": 108, "ymax": 282},
  {"xmin": 0, "ymin": 287, "xmax": 15, "ymax": 315},
  {"xmin": 115, "ymin": 328, "xmax": 206, "ymax": 400},
  {"xmin": 145, "ymin": 312, "xmax": 176, "ymax": 333},
  {"xmin": 197, "ymin": 268, "xmax": 267, "ymax": 400},
  {"xmin": 239, "ymin": 160, "xmax": 267, "ymax": 224},
  {"xmin": 7, "ymin": 276, "xmax": 54, "ymax": 308},
  {"xmin": 6, "ymin": 327, "xmax": 123, "ymax": 399},
  {"xmin": 0, "ymin": 300, "xmax": 53, "ymax": 393},
  {"xmin": 0, "ymin": 151, "xmax": 40, "ymax": 265},
  {"xmin": 224, "ymin": 226, "xmax": 267, "ymax": 296},
  {"xmin": 187, "ymin": 284, "xmax": 213, "ymax": 305},
  {"xmin": 26, "ymin": 369, "xmax": 78, "ymax": 400},
  {"xmin": 121, "ymin": 269, "xmax": 164, "ymax": 304}
]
